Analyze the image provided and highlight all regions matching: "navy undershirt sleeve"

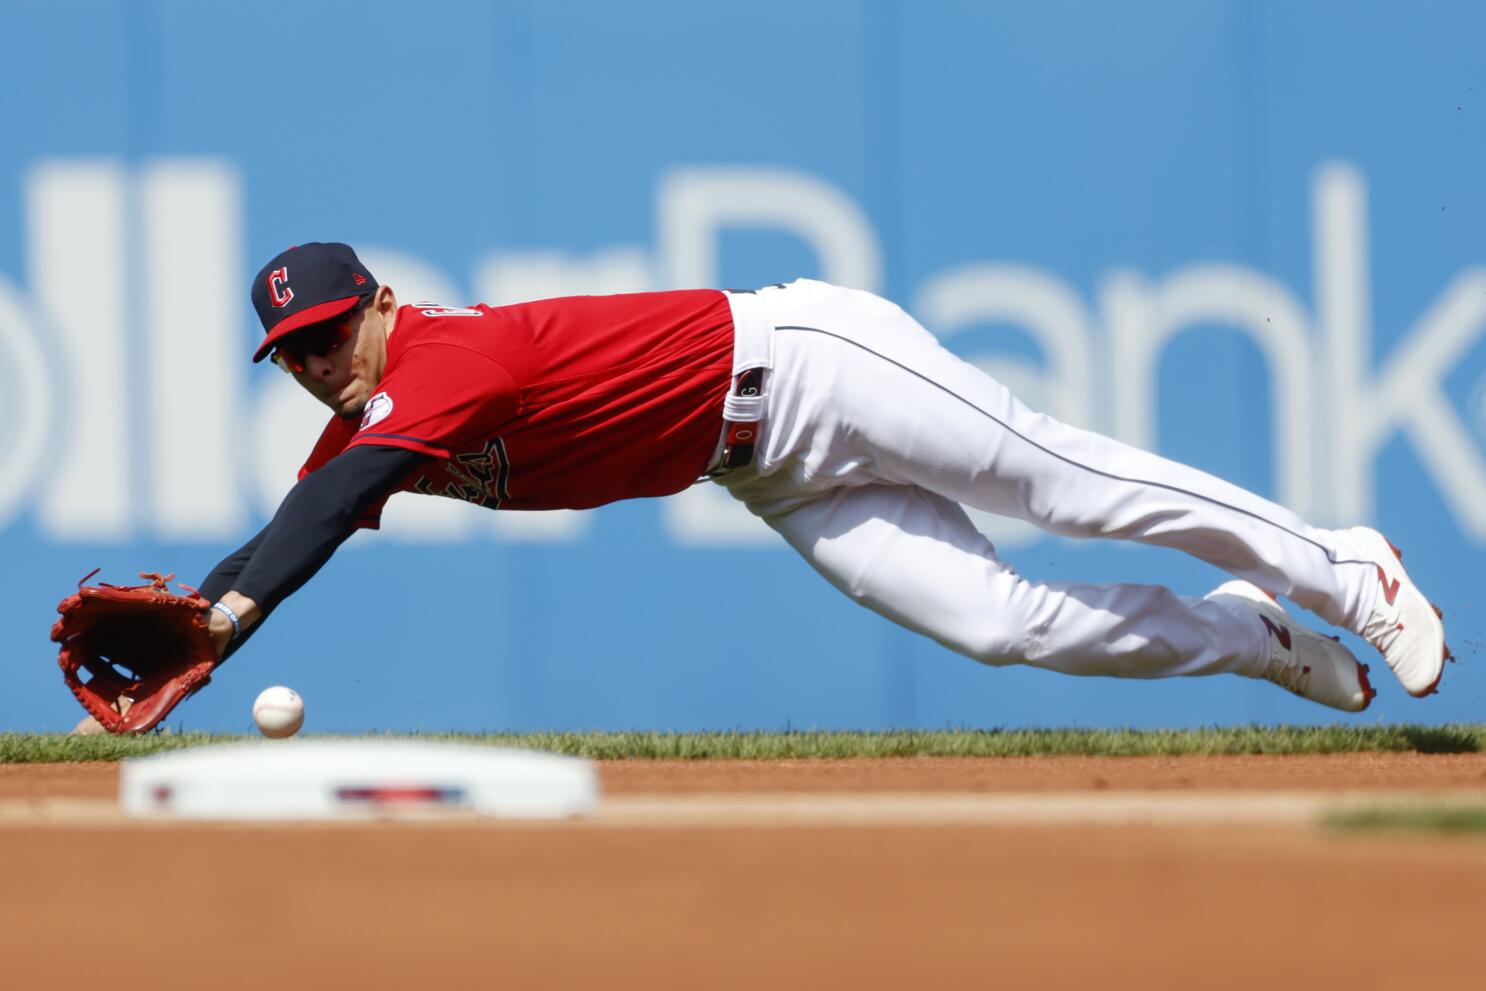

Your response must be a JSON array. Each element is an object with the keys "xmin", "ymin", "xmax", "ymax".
[
  {"xmin": 198, "ymin": 525, "xmax": 267, "ymax": 605},
  {"xmin": 196, "ymin": 443, "xmax": 428, "ymax": 660}
]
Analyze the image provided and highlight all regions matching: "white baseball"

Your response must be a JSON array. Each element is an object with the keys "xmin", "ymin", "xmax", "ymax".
[{"xmin": 252, "ymin": 686, "xmax": 305, "ymax": 739}]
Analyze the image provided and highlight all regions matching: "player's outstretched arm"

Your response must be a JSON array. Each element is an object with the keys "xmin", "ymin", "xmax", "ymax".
[
  {"xmin": 199, "ymin": 443, "xmax": 428, "ymax": 657},
  {"xmin": 198, "ymin": 525, "xmax": 268, "ymax": 660}
]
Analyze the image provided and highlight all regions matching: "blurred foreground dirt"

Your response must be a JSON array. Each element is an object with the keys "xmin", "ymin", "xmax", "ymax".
[{"xmin": 2, "ymin": 755, "xmax": 1484, "ymax": 990}]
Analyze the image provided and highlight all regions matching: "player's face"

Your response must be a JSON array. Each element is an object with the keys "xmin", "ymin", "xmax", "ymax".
[{"xmin": 284, "ymin": 285, "xmax": 397, "ymax": 418}]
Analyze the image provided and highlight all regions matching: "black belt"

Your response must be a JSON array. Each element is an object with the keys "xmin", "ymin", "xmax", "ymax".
[{"xmin": 718, "ymin": 367, "xmax": 765, "ymax": 470}]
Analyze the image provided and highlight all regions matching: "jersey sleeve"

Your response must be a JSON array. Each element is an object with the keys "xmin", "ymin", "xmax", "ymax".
[
  {"xmin": 297, "ymin": 417, "xmax": 398, "ymax": 530},
  {"xmin": 346, "ymin": 342, "xmax": 519, "ymax": 459},
  {"xmin": 299, "ymin": 415, "xmax": 358, "ymax": 478}
]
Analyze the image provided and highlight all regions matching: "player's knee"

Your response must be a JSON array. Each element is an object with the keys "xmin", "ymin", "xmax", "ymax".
[
  {"xmin": 936, "ymin": 621, "xmax": 1038, "ymax": 669},
  {"xmin": 931, "ymin": 583, "xmax": 1050, "ymax": 668}
]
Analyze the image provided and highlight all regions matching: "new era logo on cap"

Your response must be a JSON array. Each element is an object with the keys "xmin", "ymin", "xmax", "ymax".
[{"xmin": 250, "ymin": 242, "xmax": 378, "ymax": 363}]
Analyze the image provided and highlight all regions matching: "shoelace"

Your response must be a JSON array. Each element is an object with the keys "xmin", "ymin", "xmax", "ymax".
[
  {"xmin": 1360, "ymin": 594, "xmax": 1404, "ymax": 653},
  {"xmin": 1262, "ymin": 642, "xmax": 1313, "ymax": 696}
]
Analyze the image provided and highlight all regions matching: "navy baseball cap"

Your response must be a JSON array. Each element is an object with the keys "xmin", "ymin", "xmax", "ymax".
[{"xmin": 250, "ymin": 242, "xmax": 378, "ymax": 363}]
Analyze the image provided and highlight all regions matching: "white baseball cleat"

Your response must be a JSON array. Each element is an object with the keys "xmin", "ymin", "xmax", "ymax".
[
  {"xmin": 1206, "ymin": 580, "xmax": 1375, "ymax": 712},
  {"xmin": 1345, "ymin": 527, "xmax": 1451, "ymax": 697}
]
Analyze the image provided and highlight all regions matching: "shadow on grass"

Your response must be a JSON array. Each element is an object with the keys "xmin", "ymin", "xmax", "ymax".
[
  {"xmin": 1326, "ymin": 805, "xmax": 1486, "ymax": 835},
  {"xmin": 1399, "ymin": 725, "xmax": 1482, "ymax": 754}
]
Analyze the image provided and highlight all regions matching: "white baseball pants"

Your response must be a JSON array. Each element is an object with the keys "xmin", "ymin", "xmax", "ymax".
[{"xmin": 715, "ymin": 280, "xmax": 1381, "ymax": 680}]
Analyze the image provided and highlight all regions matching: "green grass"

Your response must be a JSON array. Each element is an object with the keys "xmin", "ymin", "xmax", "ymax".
[
  {"xmin": 1326, "ymin": 805, "xmax": 1486, "ymax": 835},
  {"xmin": 3, "ymin": 723, "xmax": 1484, "ymax": 763}
]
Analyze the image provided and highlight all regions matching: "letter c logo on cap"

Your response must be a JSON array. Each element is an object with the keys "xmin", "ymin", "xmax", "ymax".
[{"xmin": 268, "ymin": 267, "xmax": 294, "ymax": 308}]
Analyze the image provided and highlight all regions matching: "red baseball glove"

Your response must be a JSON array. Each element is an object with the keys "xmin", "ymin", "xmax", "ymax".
[{"xmin": 51, "ymin": 570, "xmax": 220, "ymax": 734}]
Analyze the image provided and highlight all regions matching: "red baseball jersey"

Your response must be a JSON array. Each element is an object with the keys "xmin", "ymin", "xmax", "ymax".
[{"xmin": 299, "ymin": 291, "xmax": 735, "ymax": 525}]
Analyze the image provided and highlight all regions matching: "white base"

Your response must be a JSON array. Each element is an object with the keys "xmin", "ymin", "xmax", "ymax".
[{"xmin": 119, "ymin": 740, "xmax": 599, "ymax": 821}]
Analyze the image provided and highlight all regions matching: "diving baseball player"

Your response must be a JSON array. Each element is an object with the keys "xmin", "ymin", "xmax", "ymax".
[{"xmin": 94, "ymin": 241, "xmax": 1455, "ymax": 730}]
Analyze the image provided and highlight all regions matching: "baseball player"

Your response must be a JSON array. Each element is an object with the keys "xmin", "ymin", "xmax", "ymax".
[{"xmin": 186, "ymin": 241, "xmax": 1448, "ymax": 718}]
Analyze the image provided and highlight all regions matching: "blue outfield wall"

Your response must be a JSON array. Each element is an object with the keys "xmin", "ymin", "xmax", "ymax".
[{"xmin": 0, "ymin": 1, "xmax": 1483, "ymax": 732}]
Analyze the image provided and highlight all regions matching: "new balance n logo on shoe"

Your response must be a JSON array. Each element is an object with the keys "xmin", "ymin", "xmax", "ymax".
[
  {"xmin": 1376, "ymin": 565, "xmax": 1400, "ymax": 606},
  {"xmin": 1260, "ymin": 615, "xmax": 1293, "ymax": 650}
]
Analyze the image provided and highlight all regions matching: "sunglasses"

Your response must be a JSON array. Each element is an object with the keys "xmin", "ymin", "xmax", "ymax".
[{"xmin": 272, "ymin": 299, "xmax": 369, "ymax": 373}]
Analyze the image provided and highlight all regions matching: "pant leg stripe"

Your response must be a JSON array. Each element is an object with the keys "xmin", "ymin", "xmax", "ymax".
[{"xmin": 773, "ymin": 324, "xmax": 1372, "ymax": 569}]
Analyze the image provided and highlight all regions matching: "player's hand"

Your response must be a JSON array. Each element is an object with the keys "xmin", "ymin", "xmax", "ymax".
[
  {"xmin": 207, "ymin": 591, "xmax": 262, "ymax": 658},
  {"xmin": 207, "ymin": 605, "xmax": 235, "ymax": 658}
]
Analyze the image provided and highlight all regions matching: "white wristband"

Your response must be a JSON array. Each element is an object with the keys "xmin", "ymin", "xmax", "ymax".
[{"xmin": 212, "ymin": 601, "xmax": 242, "ymax": 640}]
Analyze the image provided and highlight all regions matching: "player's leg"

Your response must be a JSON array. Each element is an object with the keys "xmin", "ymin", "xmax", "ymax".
[
  {"xmin": 752, "ymin": 482, "xmax": 1260, "ymax": 678},
  {"xmin": 747, "ymin": 482, "xmax": 1370, "ymax": 709},
  {"xmin": 744, "ymin": 281, "xmax": 1387, "ymax": 638}
]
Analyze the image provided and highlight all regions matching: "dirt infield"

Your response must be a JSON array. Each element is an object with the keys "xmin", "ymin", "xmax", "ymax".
[
  {"xmin": 3, "ymin": 755, "xmax": 1485, "ymax": 989},
  {"xmin": 8, "ymin": 751, "xmax": 1486, "ymax": 799}
]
